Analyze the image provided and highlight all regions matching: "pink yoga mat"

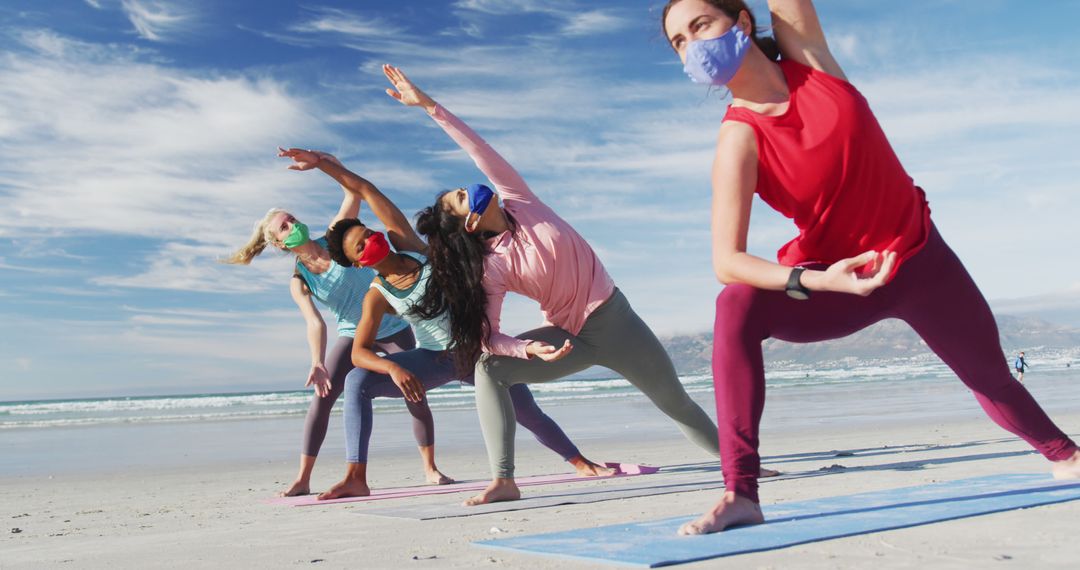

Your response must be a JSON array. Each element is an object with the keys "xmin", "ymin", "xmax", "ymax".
[{"xmin": 266, "ymin": 462, "xmax": 660, "ymax": 507}]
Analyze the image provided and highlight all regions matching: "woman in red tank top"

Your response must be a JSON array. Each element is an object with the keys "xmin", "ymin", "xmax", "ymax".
[{"xmin": 662, "ymin": 0, "xmax": 1080, "ymax": 535}]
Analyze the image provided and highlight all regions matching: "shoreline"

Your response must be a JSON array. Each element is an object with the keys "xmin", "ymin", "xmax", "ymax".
[{"xmin": 3, "ymin": 372, "xmax": 1079, "ymax": 569}]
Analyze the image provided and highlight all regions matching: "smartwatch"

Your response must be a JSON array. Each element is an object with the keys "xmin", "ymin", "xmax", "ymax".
[{"xmin": 785, "ymin": 267, "xmax": 810, "ymax": 300}]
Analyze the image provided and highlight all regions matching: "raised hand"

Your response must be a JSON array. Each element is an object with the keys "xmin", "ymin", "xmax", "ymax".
[
  {"xmin": 278, "ymin": 147, "xmax": 322, "ymax": 171},
  {"xmin": 526, "ymin": 339, "xmax": 574, "ymax": 362},
  {"xmin": 388, "ymin": 364, "xmax": 426, "ymax": 403},
  {"xmin": 819, "ymin": 250, "xmax": 898, "ymax": 296},
  {"xmin": 382, "ymin": 64, "xmax": 436, "ymax": 112}
]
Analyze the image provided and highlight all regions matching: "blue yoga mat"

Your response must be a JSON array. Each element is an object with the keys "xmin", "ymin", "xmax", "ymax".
[{"xmin": 475, "ymin": 474, "xmax": 1080, "ymax": 567}]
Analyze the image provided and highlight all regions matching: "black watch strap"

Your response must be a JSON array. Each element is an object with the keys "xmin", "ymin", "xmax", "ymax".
[{"xmin": 785, "ymin": 267, "xmax": 810, "ymax": 300}]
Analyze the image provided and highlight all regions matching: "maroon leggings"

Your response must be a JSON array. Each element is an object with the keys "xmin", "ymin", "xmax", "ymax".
[{"xmin": 712, "ymin": 224, "xmax": 1077, "ymax": 502}]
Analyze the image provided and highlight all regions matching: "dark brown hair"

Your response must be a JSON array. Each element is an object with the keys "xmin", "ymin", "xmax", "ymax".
[
  {"xmin": 662, "ymin": 0, "xmax": 779, "ymax": 61},
  {"xmin": 411, "ymin": 193, "xmax": 492, "ymax": 376}
]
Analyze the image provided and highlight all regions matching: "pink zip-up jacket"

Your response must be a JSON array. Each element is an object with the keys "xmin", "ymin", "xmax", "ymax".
[{"xmin": 429, "ymin": 104, "xmax": 615, "ymax": 360}]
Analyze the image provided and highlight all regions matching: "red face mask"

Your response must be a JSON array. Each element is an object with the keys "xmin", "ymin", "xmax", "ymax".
[{"xmin": 354, "ymin": 231, "xmax": 391, "ymax": 267}]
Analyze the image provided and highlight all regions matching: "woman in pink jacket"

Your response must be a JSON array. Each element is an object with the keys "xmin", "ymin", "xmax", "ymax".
[{"xmin": 382, "ymin": 65, "xmax": 726, "ymax": 506}]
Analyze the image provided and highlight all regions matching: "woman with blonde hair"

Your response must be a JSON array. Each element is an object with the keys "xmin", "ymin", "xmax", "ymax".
[{"xmin": 225, "ymin": 151, "xmax": 452, "ymax": 496}]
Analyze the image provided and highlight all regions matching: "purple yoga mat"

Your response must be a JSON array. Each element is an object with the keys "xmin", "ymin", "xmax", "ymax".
[{"xmin": 266, "ymin": 462, "xmax": 660, "ymax": 507}]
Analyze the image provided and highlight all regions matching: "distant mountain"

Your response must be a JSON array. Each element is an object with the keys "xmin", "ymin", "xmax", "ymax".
[{"xmin": 660, "ymin": 314, "xmax": 1080, "ymax": 375}]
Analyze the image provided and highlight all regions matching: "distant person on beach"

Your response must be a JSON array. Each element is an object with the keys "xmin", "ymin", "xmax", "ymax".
[
  {"xmin": 661, "ymin": 0, "xmax": 1080, "ymax": 535},
  {"xmin": 224, "ymin": 156, "xmax": 440, "ymax": 497},
  {"xmin": 1015, "ymin": 352, "xmax": 1028, "ymax": 382},
  {"xmin": 381, "ymin": 64, "xmax": 757, "ymax": 508},
  {"xmin": 283, "ymin": 147, "xmax": 612, "ymax": 499}
]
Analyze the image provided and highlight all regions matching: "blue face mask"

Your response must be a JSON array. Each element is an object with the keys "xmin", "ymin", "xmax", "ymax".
[
  {"xmin": 683, "ymin": 24, "xmax": 751, "ymax": 86},
  {"xmin": 467, "ymin": 183, "xmax": 494, "ymax": 217}
]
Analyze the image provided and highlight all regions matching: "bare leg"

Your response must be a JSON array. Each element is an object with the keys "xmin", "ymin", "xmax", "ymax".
[
  {"xmin": 463, "ymin": 477, "xmax": 520, "ymax": 507},
  {"xmin": 318, "ymin": 463, "xmax": 370, "ymax": 500},
  {"xmin": 279, "ymin": 454, "xmax": 317, "ymax": 497},
  {"xmin": 678, "ymin": 491, "xmax": 764, "ymax": 535},
  {"xmin": 417, "ymin": 445, "xmax": 455, "ymax": 485}
]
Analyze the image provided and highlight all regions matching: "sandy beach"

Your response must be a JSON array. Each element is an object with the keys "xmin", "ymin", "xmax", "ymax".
[{"xmin": 3, "ymin": 373, "xmax": 1079, "ymax": 569}]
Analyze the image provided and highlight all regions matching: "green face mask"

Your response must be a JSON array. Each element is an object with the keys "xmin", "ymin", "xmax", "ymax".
[{"xmin": 282, "ymin": 221, "xmax": 310, "ymax": 248}]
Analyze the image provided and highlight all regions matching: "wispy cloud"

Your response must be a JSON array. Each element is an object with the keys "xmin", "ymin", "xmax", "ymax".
[
  {"xmin": 0, "ymin": 30, "xmax": 334, "ymax": 292},
  {"xmin": 560, "ymin": 10, "xmax": 632, "ymax": 36},
  {"xmin": 120, "ymin": 0, "xmax": 193, "ymax": 42},
  {"xmin": 289, "ymin": 6, "xmax": 403, "ymax": 38},
  {"xmin": 452, "ymin": 0, "xmax": 630, "ymax": 38}
]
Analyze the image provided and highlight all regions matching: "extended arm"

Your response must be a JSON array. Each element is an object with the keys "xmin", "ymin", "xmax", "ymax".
[
  {"xmin": 383, "ymin": 64, "xmax": 537, "ymax": 206},
  {"xmin": 289, "ymin": 275, "xmax": 332, "ymax": 397},
  {"xmin": 351, "ymin": 289, "xmax": 426, "ymax": 402},
  {"xmin": 767, "ymin": 0, "xmax": 846, "ymax": 80},
  {"xmin": 710, "ymin": 122, "xmax": 894, "ymax": 295},
  {"xmin": 318, "ymin": 159, "xmax": 427, "ymax": 254},
  {"xmin": 278, "ymin": 148, "xmax": 428, "ymax": 254}
]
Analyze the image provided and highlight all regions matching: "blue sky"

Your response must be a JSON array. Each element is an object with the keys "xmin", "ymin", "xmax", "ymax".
[{"xmin": 1, "ymin": 0, "xmax": 1079, "ymax": 401}]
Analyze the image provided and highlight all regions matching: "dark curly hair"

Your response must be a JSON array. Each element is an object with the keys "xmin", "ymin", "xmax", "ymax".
[
  {"xmin": 411, "ymin": 192, "xmax": 493, "ymax": 376},
  {"xmin": 325, "ymin": 218, "xmax": 363, "ymax": 268}
]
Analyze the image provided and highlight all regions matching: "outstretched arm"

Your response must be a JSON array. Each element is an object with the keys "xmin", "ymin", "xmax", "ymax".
[
  {"xmin": 767, "ymin": 0, "xmax": 846, "ymax": 80},
  {"xmin": 383, "ymin": 64, "xmax": 537, "ymax": 206},
  {"xmin": 710, "ymin": 121, "xmax": 895, "ymax": 294},
  {"xmin": 278, "ymin": 148, "xmax": 428, "ymax": 254},
  {"xmin": 289, "ymin": 275, "xmax": 332, "ymax": 397},
  {"xmin": 352, "ymin": 289, "xmax": 425, "ymax": 403}
]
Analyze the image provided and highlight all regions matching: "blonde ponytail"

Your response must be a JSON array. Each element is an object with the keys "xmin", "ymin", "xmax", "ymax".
[{"xmin": 221, "ymin": 208, "xmax": 288, "ymax": 265}]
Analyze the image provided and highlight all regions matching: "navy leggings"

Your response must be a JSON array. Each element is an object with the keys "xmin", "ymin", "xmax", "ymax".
[
  {"xmin": 343, "ymin": 348, "xmax": 581, "ymax": 463},
  {"xmin": 712, "ymin": 223, "xmax": 1078, "ymax": 502},
  {"xmin": 300, "ymin": 328, "xmax": 418, "ymax": 456}
]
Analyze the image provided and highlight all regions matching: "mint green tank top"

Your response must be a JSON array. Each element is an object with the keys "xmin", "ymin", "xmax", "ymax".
[
  {"xmin": 295, "ymin": 237, "xmax": 409, "ymax": 339},
  {"xmin": 369, "ymin": 252, "xmax": 451, "ymax": 351}
]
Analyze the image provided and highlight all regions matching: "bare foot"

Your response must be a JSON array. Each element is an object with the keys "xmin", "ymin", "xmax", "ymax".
[
  {"xmin": 317, "ymin": 478, "xmax": 370, "ymax": 500},
  {"xmin": 1052, "ymin": 449, "xmax": 1080, "ymax": 479},
  {"xmin": 678, "ymin": 491, "xmax": 765, "ymax": 535},
  {"xmin": 463, "ymin": 478, "xmax": 520, "ymax": 506},
  {"xmin": 426, "ymin": 468, "xmax": 455, "ymax": 485},
  {"xmin": 569, "ymin": 456, "xmax": 617, "ymax": 477},
  {"xmin": 759, "ymin": 467, "xmax": 781, "ymax": 478},
  {"xmin": 277, "ymin": 479, "xmax": 311, "ymax": 497}
]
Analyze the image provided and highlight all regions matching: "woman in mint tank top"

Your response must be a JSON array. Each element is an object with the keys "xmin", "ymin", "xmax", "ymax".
[
  {"xmin": 224, "ymin": 150, "xmax": 457, "ymax": 497},
  {"xmin": 281, "ymin": 148, "xmax": 611, "ymax": 501}
]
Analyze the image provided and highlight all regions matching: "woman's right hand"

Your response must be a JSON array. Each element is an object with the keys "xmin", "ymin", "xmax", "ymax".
[
  {"xmin": 278, "ymin": 148, "xmax": 343, "ymax": 170},
  {"xmin": 382, "ymin": 64, "xmax": 436, "ymax": 113},
  {"xmin": 388, "ymin": 364, "xmax": 426, "ymax": 403},
  {"xmin": 812, "ymin": 250, "xmax": 897, "ymax": 296},
  {"xmin": 526, "ymin": 340, "xmax": 574, "ymax": 362},
  {"xmin": 306, "ymin": 363, "xmax": 332, "ymax": 398}
]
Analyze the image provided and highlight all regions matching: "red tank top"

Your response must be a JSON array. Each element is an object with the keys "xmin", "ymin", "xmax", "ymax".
[{"xmin": 723, "ymin": 60, "xmax": 931, "ymax": 279}]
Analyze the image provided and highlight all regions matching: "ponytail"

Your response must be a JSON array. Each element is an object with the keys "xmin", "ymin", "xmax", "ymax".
[{"xmin": 221, "ymin": 208, "xmax": 287, "ymax": 265}]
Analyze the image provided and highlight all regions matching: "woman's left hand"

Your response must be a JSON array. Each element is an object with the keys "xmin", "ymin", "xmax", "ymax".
[
  {"xmin": 813, "ymin": 250, "xmax": 897, "ymax": 296},
  {"xmin": 382, "ymin": 64, "xmax": 436, "ymax": 113}
]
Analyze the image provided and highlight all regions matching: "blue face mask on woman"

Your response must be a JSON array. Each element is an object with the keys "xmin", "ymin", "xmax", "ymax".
[
  {"xmin": 683, "ymin": 24, "xmax": 751, "ymax": 86},
  {"xmin": 467, "ymin": 183, "xmax": 494, "ymax": 216}
]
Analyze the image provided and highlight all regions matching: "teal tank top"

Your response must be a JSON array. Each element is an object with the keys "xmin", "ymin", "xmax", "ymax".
[
  {"xmin": 369, "ymin": 252, "xmax": 451, "ymax": 351},
  {"xmin": 294, "ymin": 237, "xmax": 409, "ymax": 339}
]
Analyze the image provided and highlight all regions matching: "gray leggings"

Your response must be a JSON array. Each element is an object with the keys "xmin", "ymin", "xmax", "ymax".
[
  {"xmin": 300, "ymin": 327, "xmax": 418, "ymax": 457},
  {"xmin": 344, "ymin": 349, "xmax": 581, "ymax": 463},
  {"xmin": 475, "ymin": 289, "xmax": 720, "ymax": 478}
]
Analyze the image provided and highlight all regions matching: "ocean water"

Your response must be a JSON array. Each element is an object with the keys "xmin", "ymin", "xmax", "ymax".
[{"xmin": 4, "ymin": 348, "xmax": 1077, "ymax": 431}]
